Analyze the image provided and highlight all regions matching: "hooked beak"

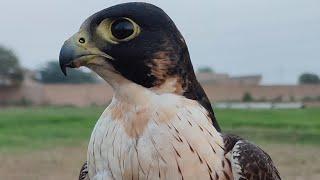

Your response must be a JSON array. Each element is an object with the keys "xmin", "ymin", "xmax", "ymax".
[
  {"xmin": 59, "ymin": 34, "xmax": 113, "ymax": 76},
  {"xmin": 59, "ymin": 40, "xmax": 77, "ymax": 76}
]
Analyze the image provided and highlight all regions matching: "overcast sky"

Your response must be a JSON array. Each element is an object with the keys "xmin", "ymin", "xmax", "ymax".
[{"xmin": 0, "ymin": 0, "xmax": 319, "ymax": 84}]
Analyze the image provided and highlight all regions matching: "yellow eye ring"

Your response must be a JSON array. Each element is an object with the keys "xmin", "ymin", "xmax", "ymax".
[{"xmin": 96, "ymin": 17, "xmax": 141, "ymax": 44}]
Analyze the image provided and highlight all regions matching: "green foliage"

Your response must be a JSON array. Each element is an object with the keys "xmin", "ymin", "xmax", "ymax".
[
  {"xmin": 38, "ymin": 61, "xmax": 98, "ymax": 84},
  {"xmin": 0, "ymin": 107, "xmax": 319, "ymax": 152},
  {"xmin": 0, "ymin": 46, "xmax": 23, "ymax": 86},
  {"xmin": 299, "ymin": 73, "xmax": 320, "ymax": 84},
  {"xmin": 0, "ymin": 97, "xmax": 32, "ymax": 106},
  {"xmin": 197, "ymin": 66, "xmax": 214, "ymax": 73},
  {"xmin": 242, "ymin": 92, "xmax": 253, "ymax": 102},
  {"xmin": 289, "ymin": 96, "xmax": 295, "ymax": 102},
  {"xmin": 302, "ymin": 96, "xmax": 320, "ymax": 102}
]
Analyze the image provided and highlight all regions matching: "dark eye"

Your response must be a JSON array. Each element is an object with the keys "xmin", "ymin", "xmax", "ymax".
[{"xmin": 111, "ymin": 18, "xmax": 135, "ymax": 40}]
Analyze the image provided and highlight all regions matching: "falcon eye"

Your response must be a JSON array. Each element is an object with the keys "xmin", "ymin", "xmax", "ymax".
[
  {"xmin": 97, "ymin": 17, "xmax": 140, "ymax": 43},
  {"xmin": 111, "ymin": 18, "xmax": 135, "ymax": 40}
]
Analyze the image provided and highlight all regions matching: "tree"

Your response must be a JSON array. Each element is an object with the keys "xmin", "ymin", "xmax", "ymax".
[
  {"xmin": 0, "ymin": 46, "xmax": 24, "ymax": 87},
  {"xmin": 37, "ymin": 61, "xmax": 98, "ymax": 84},
  {"xmin": 197, "ymin": 66, "xmax": 214, "ymax": 73},
  {"xmin": 242, "ymin": 92, "xmax": 253, "ymax": 102},
  {"xmin": 299, "ymin": 73, "xmax": 320, "ymax": 84}
]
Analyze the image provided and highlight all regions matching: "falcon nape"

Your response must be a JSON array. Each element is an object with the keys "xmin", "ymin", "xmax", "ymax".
[{"xmin": 59, "ymin": 2, "xmax": 281, "ymax": 180}]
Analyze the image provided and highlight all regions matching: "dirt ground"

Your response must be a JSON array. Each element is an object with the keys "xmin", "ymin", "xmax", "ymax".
[{"xmin": 0, "ymin": 143, "xmax": 319, "ymax": 180}]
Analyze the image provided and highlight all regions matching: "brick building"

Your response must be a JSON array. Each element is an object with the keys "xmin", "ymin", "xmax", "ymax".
[{"xmin": 1, "ymin": 71, "xmax": 320, "ymax": 107}]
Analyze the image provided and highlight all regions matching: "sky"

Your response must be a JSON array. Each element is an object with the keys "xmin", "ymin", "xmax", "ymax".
[{"xmin": 0, "ymin": 0, "xmax": 319, "ymax": 84}]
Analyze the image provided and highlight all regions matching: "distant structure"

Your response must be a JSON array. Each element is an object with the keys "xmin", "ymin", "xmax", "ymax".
[
  {"xmin": 0, "ymin": 70, "xmax": 43, "ymax": 105},
  {"xmin": 196, "ymin": 72, "xmax": 262, "ymax": 86},
  {"xmin": 0, "ymin": 75, "xmax": 12, "ymax": 86},
  {"xmin": 1, "ymin": 70, "xmax": 320, "ymax": 107}
]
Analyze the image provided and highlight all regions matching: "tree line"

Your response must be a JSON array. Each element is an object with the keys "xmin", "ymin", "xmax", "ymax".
[{"xmin": 0, "ymin": 46, "xmax": 98, "ymax": 86}]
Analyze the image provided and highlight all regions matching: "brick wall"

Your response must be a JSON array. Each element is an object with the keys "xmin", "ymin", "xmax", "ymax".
[
  {"xmin": 202, "ymin": 84, "xmax": 320, "ymax": 102},
  {"xmin": 42, "ymin": 84, "xmax": 113, "ymax": 107},
  {"xmin": 1, "ymin": 82, "xmax": 320, "ymax": 107}
]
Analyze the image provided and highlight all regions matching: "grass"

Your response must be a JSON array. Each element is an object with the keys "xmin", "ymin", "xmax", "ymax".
[
  {"xmin": 0, "ymin": 106, "xmax": 319, "ymax": 152},
  {"xmin": 0, "ymin": 106, "xmax": 103, "ymax": 152},
  {"xmin": 215, "ymin": 108, "xmax": 320, "ymax": 144}
]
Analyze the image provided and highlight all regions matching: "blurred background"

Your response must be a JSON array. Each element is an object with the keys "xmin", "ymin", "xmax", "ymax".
[{"xmin": 0, "ymin": 0, "xmax": 319, "ymax": 179}]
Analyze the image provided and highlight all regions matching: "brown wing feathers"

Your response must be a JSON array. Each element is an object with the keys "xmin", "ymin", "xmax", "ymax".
[{"xmin": 223, "ymin": 134, "xmax": 281, "ymax": 180}]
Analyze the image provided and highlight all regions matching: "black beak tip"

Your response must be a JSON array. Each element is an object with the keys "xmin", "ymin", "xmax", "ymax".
[{"xmin": 59, "ymin": 41, "xmax": 75, "ymax": 76}]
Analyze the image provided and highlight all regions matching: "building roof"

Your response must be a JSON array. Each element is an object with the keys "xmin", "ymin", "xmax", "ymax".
[{"xmin": 196, "ymin": 72, "xmax": 262, "ymax": 85}]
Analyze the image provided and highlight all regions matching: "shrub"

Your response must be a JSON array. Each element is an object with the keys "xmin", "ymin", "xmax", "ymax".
[{"xmin": 242, "ymin": 92, "xmax": 253, "ymax": 102}]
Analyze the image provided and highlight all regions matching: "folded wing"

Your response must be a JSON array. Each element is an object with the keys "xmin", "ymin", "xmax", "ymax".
[{"xmin": 223, "ymin": 134, "xmax": 281, "ymax": 180}]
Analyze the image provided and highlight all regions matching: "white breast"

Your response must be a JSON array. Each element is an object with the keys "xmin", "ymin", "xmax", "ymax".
[{"xmin": 87, "ymin": 92, "xmax": 232, "ymax": 180}]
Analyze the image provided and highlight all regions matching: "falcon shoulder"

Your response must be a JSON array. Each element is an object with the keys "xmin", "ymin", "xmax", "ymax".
[{"xmin": 223, "ymin": 134, "xmax": 281, "ymax": 180}]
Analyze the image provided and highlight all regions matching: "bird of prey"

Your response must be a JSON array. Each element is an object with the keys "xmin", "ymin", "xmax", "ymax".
[{"xmin": 59, "ymin": 2, "xmax": 281, "ymax": 180}]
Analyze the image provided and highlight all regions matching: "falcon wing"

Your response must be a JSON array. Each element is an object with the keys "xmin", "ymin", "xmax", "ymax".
[
  {"xmin": 78, "ymin": 161, "xmax": 89, "ymax": 180},
  {"xmin": 223, "ymin": 134, "xmax": 281, "ymax": 180}
]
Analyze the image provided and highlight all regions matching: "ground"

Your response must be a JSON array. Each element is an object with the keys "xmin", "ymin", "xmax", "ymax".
[
  {"xmin": 0, "ymin": 107, "xmax": 319, "ymax": 179},
  {"xmin": 1, "ymin": 144, "xmax": 319, "ymax": 180}
]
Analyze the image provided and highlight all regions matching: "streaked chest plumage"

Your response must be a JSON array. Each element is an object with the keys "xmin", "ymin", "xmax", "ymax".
[{"xmin": 87, "ymin": 93, "xmax": 232, "ymax": 180}]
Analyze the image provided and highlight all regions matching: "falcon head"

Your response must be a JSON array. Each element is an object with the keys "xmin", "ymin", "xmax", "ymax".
[
  {"xmin": 59, "ymin": 2, "xmax": 187, "ymax": 89},
  {"xmin": 59, "ymin": 2, "xmax": 220, "ymax": 131}
]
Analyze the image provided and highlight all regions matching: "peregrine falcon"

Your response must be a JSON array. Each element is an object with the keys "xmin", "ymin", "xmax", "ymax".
[{"xmin": 59, "ymin": 2, "xmax": 281, "ymax": 180}]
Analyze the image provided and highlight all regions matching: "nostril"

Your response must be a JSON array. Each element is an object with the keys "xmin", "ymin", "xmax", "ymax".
[{"xmin": 78, "ymin": 37, "xmax": 86, "ymax": 44}]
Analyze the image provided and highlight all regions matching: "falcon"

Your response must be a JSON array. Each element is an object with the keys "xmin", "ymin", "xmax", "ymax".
[{"xmin": 59, "ymin": 2, "xmax": 281, "ymax": 180}]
